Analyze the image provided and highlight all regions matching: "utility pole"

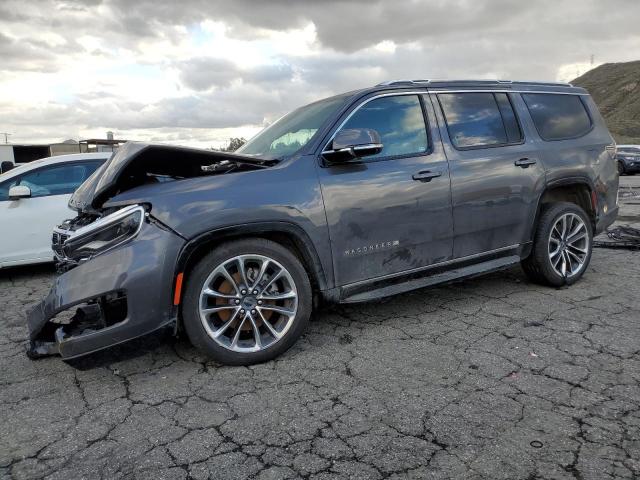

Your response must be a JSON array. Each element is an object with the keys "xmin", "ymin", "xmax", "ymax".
[
  {"xmin": 0, "ymin": 133, "xmax": 10, "ymax": 144},
  {"xmin": 590, "ymin": 54, "xmax": 595, "ymax": 66}
]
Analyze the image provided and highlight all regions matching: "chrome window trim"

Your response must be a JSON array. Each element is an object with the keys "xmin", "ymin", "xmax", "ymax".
[
  {"xmin": 520, "ymin": 92, "xmax": 594, "ymax": 142},
  {"xmin": 323, "ymin": 88, "xmax": 590, "ymax": 154},
  {"xmin": 322, "ymin": 91, "xmax": 430, "ymax": 153},
  {"xmin": 321, "ymin": 143, "xmax": 384, "ymax": 156},
  {"xmin": 436, "ymin": 91, "xmax": 526, "ymax": 151}
]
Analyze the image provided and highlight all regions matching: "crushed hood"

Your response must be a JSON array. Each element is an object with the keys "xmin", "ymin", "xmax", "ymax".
[{"xmin": 69, "ymin": 142, "xmax": 273, "ymax": 212}]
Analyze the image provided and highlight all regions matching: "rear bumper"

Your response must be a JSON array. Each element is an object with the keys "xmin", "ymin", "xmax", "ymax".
[
  {"xmin": 595, "ymin": 205, "xmax": 619, "ymax": 235},
  {"xmin": 27, "ymin": 219, "xmax": 185, "ymax": 359}
]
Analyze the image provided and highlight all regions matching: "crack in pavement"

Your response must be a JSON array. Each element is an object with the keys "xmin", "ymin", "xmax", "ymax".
[{"xmin": 1, "ymin": 245, "xmax": 639, "ymax": 480}]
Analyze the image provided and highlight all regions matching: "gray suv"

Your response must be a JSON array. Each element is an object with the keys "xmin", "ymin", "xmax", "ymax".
[{"xmin": 28, "ymin": 79, "xmax": 619, "ymax": 365}]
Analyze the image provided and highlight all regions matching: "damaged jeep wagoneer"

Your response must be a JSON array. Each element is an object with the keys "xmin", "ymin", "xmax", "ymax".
[{"xmin": 28, "ymin": 79, "xmax": 619, "ymax": 365}]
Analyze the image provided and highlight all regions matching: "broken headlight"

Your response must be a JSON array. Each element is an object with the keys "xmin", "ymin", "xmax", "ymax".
[{"xmin": 62, "ymin": 205, "xmax": 145, "ymax": 263}]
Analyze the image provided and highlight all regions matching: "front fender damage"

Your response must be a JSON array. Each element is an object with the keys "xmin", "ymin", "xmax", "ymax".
[{"xmin": 26, "ymin": 220, "xmax": 184, "ymax": 360}]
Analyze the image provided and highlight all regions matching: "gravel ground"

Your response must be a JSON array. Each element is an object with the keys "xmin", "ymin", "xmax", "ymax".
[{"xmin": 1, "ymin": 178, "xmax": 639, "ymax": 480}]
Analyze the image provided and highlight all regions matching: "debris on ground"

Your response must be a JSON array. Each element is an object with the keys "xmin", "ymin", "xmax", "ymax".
[{"xmin": 594, "ymin": 225, "xmax": 640, "ymax": 250}]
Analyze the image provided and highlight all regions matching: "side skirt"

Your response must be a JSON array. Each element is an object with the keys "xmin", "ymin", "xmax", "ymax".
[{"xmin": 339, "ymin": 254, "xmax": 521, "ymax": 304}]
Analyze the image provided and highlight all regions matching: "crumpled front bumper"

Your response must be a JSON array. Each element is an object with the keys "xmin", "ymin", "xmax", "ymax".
[{"xmin": 27, "ymin": 219, "xmax": 185, "ymax": 359}]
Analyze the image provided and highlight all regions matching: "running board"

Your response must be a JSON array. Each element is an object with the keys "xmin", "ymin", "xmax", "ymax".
[{"xmin": 339, "ymin": 255, "xmax": 520, "ymax": 304}]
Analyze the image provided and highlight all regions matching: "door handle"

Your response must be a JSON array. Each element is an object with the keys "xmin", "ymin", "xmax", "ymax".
[
  {"xmin": 412, "ymin": 170, "xmax": 442, "ymax": 182},
  {"xmin": 514, "ymin": 158, "xmax": 537, "ymax": 168}
]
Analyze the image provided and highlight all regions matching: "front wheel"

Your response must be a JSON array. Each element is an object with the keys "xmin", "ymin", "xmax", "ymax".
[
  {"xmin": 182, "ymin": 238, "xmax": 312, "ymax": 365},
  {"xmin": 521, "ymin": 202, "xmax": 593, "ymax": 287}
]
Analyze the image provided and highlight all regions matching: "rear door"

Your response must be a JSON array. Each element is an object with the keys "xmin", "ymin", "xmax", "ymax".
[
  {"xmin": 316, "ymin": 92, "xmax": 453, "ymax": 286},
  {"xmin": 0, "ymin": 161, "xmax": 102, "ymax": 266},
  {"xmin": 430, "ymin": 90, "xmax": 546, "ymax": 258}
]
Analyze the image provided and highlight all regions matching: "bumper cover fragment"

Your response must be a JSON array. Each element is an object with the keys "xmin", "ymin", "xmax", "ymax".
[{"xmin": 26, "ymin": 219, "xmax": 184, "ymax": 359}]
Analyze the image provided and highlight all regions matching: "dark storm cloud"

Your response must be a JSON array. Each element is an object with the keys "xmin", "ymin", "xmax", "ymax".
[
  {"xmin": 178, "ymin": 58, "xmax": 294, "ymax": 91},
  {"xmin": 2, "ymin": 0, "xmax": 640, "ymax": 143},
  {"xmin": 102, "ymin": 0, "xmax": 640, "ymax": 53},
  {"xmin": 251, "ymin": 64, "xmax": 294, "ymax": 85},
  {"xmin": 4, "ymin": 1, "xmax": 640, "ymax": 68},
  {"xmin": 0, "ymin": 32, "xmax": 60, "ymax": 72},
  {"xmin": 149, "ymin": 81, "xmax": 313, "ymax": 129},
  {"xmin": 178, "ymin": 58, "xmax": 240, "ymax": 90},
  {"xmin": 3, "ymin": 83, "xmax": 303, "ymax": 131}
]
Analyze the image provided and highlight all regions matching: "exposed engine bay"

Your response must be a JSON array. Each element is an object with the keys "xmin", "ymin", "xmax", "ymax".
[{"xmin": 69, "ymin": 142, "xmax": 277, "ymax": 213}]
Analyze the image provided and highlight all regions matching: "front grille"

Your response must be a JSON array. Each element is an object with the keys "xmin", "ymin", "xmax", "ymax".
[{"xmin": 52, "ymin": 231, "xmax": 70, "ymax": 260}]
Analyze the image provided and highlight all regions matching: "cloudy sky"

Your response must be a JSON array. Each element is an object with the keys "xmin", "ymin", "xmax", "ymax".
[{"xmin": 2, "ymin": 0, "xmax": 640, "ymax": 148}]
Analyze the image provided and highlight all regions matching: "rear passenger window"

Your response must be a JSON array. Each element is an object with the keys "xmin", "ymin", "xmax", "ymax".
[
  {"xmin": 522, "ymin": 93, "xmax": 592, "ymax": 141},
  {"xmin": 438, "ymin": 93, "xmax": 522, "ymax": 149},
  {"xmin": 339, "ymin": 95, "xmax": 429, "ymax": 160}
]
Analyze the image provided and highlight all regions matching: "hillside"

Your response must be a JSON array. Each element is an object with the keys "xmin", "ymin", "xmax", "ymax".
[{"xmin": 573, "ymin": 61, "xmax": 640, "ymax": 144}]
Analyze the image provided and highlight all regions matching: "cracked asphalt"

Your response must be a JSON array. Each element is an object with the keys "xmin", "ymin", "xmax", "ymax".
[{"xmin": 1, "ymin": 178, "xmax": 640, "ymax": 480}]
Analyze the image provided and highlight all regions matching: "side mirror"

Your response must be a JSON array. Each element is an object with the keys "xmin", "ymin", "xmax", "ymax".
[
  {"xmin": 322, "ymin": 128, "xmax": 383, "ymax": 164},
  {"xmin": 9, "ymin": 185, "xmax": 31, "ymax": 200}
]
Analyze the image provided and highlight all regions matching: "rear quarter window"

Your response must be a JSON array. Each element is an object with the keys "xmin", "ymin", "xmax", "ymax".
[{"xmin": 522, "ymin": 93, "xmax": 592, "ymax": 141}]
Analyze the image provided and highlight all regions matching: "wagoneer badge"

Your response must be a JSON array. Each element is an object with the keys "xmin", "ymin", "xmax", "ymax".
[{"xmin": 344, "ymin": 240, "xmax": 400, "ymax": 257}]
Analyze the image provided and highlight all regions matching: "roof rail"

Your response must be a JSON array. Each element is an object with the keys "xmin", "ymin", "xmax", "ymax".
[
  {"xmin": 376, "ymin": 79, "xmax": 431, "ymax": 86},
  {"xmin": 375, "ymin": 79, "xmax": 573, "ymax": 88}
]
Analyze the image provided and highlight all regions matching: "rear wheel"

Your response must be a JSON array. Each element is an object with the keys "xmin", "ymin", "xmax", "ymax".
[
  {"xmin": 182, "ymin": 238, "xmax": 312, "ymax": 365},
  {"xmin": 618, "ymin": 161, "xmax": 625, "ymax": 175},
  {"xmin": 521, "ymin": 202, "xmax": 593, "ymax": 287}
]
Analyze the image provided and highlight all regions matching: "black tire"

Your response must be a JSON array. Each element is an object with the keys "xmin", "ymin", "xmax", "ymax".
[
  {"xmin": 182, "ymin": 238, "xmax": 312, "ymax": 365},
  {"xmin": 521, "ymin": 202, "xmax": 593, "ymax": 287},
  {"xmin": 617, "ymin": 161, "xmax": 625, "ymax": 175}
]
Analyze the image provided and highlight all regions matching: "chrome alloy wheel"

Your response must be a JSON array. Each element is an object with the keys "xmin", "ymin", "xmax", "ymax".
[
  {"xmin": 548, "ymin": 213, "xmax": 589, "ymax": 278},
  {"xmin": 198, "ymin": 254, "xmax": 298, "ymax": 352}
]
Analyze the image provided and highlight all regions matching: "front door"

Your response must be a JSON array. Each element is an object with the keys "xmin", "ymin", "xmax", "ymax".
[
  {"xmin": 316, "ymin": 93, "xmax": 454, "ymax": 287},
  {"xmin": 431, "ymin": 91, "xmax": 546, "ymax": 258},
  {"xmin": 0, "ymin": 194, "xmax": 73, "ymax": 265}
]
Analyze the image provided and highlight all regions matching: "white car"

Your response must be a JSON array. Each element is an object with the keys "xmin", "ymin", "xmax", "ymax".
[{"xmin": 0, "ymin": 152, "xmax": 111, "ymax": 268}]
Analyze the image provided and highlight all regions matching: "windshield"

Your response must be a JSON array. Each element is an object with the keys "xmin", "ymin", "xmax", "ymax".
[
  {"xmin": 237, "ymin": 94, "xmax": 350, "ymax": 159},
  {"xmin": 618, "ymin": 148, "xmax": 640, "ymax": 155}
]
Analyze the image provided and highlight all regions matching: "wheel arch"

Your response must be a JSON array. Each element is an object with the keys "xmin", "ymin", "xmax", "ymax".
[
  {"xmin": 172, "ymin": 222, "xmax": 329, "ymax": 310},
  {"xmin": 527, "ymin": 177, "xmax": 597, "ymax": 253}
]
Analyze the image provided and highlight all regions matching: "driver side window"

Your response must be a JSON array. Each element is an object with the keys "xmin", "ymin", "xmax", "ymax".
[
  {"xmin": 0, "ymin": 161, "xmax": 101, "ymax": 200},
  {"xmin": 339, "ymin": 95, "xmax": 429, "ymax": 160}
]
